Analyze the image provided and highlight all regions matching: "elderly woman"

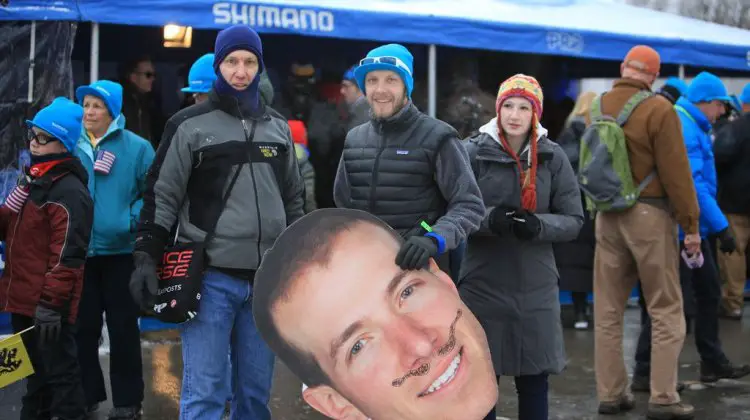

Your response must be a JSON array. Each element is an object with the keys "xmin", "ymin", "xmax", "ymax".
[{"xmin": 460, "ymin": 74, "xmax": 583, "ymax": 420}]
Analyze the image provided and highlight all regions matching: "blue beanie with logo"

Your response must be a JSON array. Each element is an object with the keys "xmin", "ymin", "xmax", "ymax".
[
  {"xmin": 183, "ymin": 54, "xmax": 217, "ymax": 93},
  {"xmin": 686, "ymin": 72, "xmax": 732, "ymax": 104},
  {"xmin": 75, "ymin": 80, "xmax": 123, "ymax": 118},
  {"xmin": 354, "ymin": 44, "xmax": 414, "ymax": 98},
  {"xmin": 26, "ymin": 97, "xmax": 83, "ymax": 152}
]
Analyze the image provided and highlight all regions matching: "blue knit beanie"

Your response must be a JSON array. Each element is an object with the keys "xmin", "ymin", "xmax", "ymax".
[
  {"xmin": 354, "ymin": 44, "xmax": 414, "ymax": 98},
  {"xmin": 183, "ymin": 54, "xmax": 217, "ymax": 93},
  {"xmin": 213, "ymin": 25, "xmax": 265, "ymax": 74},
  {"xmin": 26, "ymin": 97, "xmax": 83, "ymax": 153},
  {"xmin": 75, "ymin": 80, "xmax": 123, "ymax": 118},
  {"xmin": 740, "ymin": 83, "xmax": 750, "ymax": 106},
  {"xmin": 686, "ymin": 72, "xmax": 731, "ymax": 104}
]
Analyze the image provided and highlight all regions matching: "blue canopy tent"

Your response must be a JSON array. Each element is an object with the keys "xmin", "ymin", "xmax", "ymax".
[{"xmin": 5, "ymin": 0, "xmax": 750, "ymax": 115}]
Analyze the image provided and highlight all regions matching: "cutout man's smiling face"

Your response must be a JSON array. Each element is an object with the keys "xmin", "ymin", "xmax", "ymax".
[{"xmin": 273, "ymin": 223, "xmax": 498, "ymax": 419}]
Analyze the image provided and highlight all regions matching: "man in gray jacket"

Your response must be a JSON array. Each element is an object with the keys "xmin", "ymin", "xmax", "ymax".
[
  {"xmin": 129, "ymin": 25, "xmax": 304, "ymax": 420},
  {"xmin": 334, "ymin": 43, "xmax": 485, "ymax": 274}
]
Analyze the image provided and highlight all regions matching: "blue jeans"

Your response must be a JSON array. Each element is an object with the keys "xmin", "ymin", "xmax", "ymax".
[{"xmin": 179, "ymin": 269, "xmax": 274, "ymax": 420}]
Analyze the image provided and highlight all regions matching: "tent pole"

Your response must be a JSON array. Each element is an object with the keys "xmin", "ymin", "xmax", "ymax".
[
  {"xmin": 90, "ymin": 23, "xmax": 100, "ymax": 83},
  {"xmin": 678, "ymin": 64, "xmax": 685, "ymax": 80},
  {"xmin": 428, "ymin": 44, "xmax": 437, "ymax": 118},
  {"xmin": 27, "ymin": 21, "xmax": 36, "ymax": 103}
]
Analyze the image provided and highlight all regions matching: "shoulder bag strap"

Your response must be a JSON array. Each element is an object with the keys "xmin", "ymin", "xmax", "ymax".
[{"xmin": 203, "ymin": 119, "xmax": 258, "ymax": 243}]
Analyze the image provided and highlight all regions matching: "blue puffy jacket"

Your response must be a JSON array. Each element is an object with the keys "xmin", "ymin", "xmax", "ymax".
[
  {"xmin": 75, "ymin": 115, "xmax": 155, "ymax": 256},
  {"xmin": 675, "ymin": 97, "xmax": 728, "ymax": 239}
]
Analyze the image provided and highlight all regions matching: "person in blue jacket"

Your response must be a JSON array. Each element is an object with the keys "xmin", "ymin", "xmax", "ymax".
[
  {"xmin": 638, "ymin": 72, "xmax": 750, "ymax": 384},
  {"xmin": 182, "ymin": 53, "xmax": 216, "ymax": 105},
  {"xmin": 73, "ymin": 79, "xmax": 155, "ymax": 420}
]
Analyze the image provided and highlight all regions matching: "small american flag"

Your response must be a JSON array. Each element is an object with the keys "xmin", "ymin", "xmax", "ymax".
[
  {"xmin": 94, "ymin": 150, "xmax": 116, "ymax": 175},
  {"xmin": 4, "ymin": 185, "xmax": 30, "ymax": 213}
]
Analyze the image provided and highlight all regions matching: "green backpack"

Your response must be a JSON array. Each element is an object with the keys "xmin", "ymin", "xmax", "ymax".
[{"xmin": 578, "ymin": 90, "xmax": 656, "ymax": 213}]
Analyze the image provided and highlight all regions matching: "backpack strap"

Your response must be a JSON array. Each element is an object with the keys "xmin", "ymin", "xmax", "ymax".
[
  {"xmin": 636, "ymin": 170, "xmax": 657, "ymax": 193},
  {"xmin": 616, "ymin": 90, "xmax": 654, "ymax": 126},
  {"xmin": 590, "ymin": 92, "xmax": 606, "ymax": 121}
]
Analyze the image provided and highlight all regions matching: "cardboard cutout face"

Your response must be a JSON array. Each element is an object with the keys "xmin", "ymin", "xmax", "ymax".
[{"xmin": 272, "ymin": 222, "xmax": 498, "ymax": 420}]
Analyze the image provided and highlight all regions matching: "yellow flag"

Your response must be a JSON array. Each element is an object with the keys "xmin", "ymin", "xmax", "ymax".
[{"xmin": 0, "ymin": 327, "xmax": 35, "ymax": 389}]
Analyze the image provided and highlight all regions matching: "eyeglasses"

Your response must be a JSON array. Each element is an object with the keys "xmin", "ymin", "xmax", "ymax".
[
  {"xmin": 27, "ymin": 129, "xmax": 57, "ymax": 146},
  {"xmin": 359, "ymin": 56, "xmax": 412, "ymax": 76}
]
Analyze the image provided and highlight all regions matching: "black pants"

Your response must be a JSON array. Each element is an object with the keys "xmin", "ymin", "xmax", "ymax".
[
  {"xmin": 75, "ymin": 254, "xmax": 144, "ymax": 407},
  {"xmin": 572, "ymin": 291, "xmax": 588, "ymax": 315},
  {"xmin": 11, "ymin": 314, "xmax": 86, "ymax": 420},
  {"xmin": 635, "ymin": 241, "xmax": 728, "ymax": 376},
  {"xmin": 483, "ymin": 374, "xmax": 549, "ymax": 420}
]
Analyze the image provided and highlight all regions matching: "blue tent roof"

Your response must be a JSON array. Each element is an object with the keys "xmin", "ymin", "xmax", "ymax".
[{"xmin": 4, "ymin": 0, "xmax": 750, "ymax": 71}]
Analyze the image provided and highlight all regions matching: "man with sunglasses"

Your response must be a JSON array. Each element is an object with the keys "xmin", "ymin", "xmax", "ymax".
[
  {"xmin": 0, "ymin": 97, "xmax": 93, "ymax": 420},
  {"xmin": 120, "ymin": 56, "xmax": 164, "ymax": 149},
  {"xmin": 334, "ymin": 44, "xmax": 485, "ymax": 276}
]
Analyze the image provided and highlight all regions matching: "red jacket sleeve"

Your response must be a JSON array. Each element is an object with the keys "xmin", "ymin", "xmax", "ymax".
[{"xmin": 40, "ymin": 194, "xmax": 93, "ymax": 310}]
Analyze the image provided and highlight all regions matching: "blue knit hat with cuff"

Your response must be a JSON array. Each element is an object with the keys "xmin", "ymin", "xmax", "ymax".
[{"xmin": 354, "ymin": 44, "xmax": 414, "ymax": 98}]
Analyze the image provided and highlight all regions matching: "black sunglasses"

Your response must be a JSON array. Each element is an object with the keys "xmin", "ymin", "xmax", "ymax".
[{"xmin": 27, "ymin": 129, "xmax": 57, "ymax": 146}]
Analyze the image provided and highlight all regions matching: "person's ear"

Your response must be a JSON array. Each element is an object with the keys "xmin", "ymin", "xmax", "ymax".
[
  {"xmin": 303, "ymin": 385, "xmax": 368, "ymax": 419},
  {"xmin": 428, "ymin": 257, "xmax": 457, "ymax": 293}
]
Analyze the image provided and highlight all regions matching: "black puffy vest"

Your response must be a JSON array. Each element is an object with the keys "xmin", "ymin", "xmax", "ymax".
[{"xmin": 341, "ymin": 103, "xmax": 453, "ymax": 236}]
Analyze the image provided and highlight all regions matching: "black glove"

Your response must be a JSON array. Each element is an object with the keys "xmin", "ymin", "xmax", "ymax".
[
  {"xmin": 34, "ymin": 305, "xmax": 61, "ymax": 348},
  {"xmin": 396, "ymin": 236, "xmax": 439, "ymax": 270},
  {"xmin": 510, "ymin": 209, "xmax": 542, "ymax": 241},
  {"xmin": 130, "ymin": 251, "xmax": 160, "ymax": 309},
  {"xmin": 717, "ymin": 228, "xmax": 737, "ymax": 254},
  {"xmin": 488, "ymin": 207, "xmax": 516, "ymax": 236}
]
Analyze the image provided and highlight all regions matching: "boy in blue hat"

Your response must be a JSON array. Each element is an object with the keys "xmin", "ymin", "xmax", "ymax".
[
  {"xmin": 0, "ymin": 97, "xmax": 94, "ymax": 420},
  {"xmin": 182, "ymin": 53, "xmax": 216, "ymax": 105},
  {"xmin": 334, "ymin": 43, "xmax": 485, "ymax": 277},
  {"xmin": 667, "ymin": 71, "xmax": 750, "ymax": 382},
  {"xmin": 73, "ymin": 79, "xmax": 154, "ymax": 419}
]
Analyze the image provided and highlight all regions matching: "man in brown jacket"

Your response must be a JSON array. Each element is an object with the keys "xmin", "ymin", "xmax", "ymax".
[{"xmin": 592, "ymin": 45, "xmax": 700, "ymax": 420}]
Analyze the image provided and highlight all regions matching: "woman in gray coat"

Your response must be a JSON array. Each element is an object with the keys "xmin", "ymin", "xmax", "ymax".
[{"xmin": 459, "ymin": 74, "xmax": 583, "ymax": 420}]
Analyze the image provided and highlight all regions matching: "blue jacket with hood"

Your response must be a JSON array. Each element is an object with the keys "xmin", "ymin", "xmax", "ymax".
[
  {"xmin": 75, "ymin": 114, "xmax": 155, "ymax": 256},
  {"xmin": 675, "ymin": 97, "xmax": 728, "ymax": 239}
]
